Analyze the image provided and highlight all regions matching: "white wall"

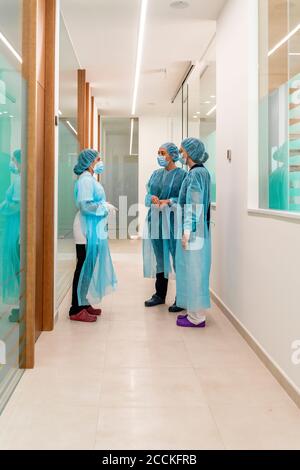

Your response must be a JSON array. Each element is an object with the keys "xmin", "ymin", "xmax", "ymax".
[{"xmin": 214, "ymin": 0, "xmax": 300, "ymax": 390}]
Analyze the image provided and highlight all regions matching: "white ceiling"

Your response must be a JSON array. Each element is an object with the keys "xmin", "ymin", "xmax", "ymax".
[{"xmin": 61, "ymin": 0, "xmax": 226, "ymax": 117}]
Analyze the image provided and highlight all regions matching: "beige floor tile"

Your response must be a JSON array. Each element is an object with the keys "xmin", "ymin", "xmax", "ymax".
[
  {"xmin": 100, "ymin": 368, "xmax": 206, "ymax": 408},
  {"xmin": 95, "ymin": 407, "xmax": 225, "ymax": 450},
  {"xmin": 148, "ymin": 340, "xmax": 192, "ymax": 368},
  {"xmin": 6, "ymin": 367, "xmax": 102, "ymax": 408},
  {"xmin": 211, "ymin": 404, "xmax": 300, "ymax": 450},
  {"xmin": 0, "ymin": 403, "xmax": 98, "ymax": 450},
  {"xmin": 195, "ymin": 364, "xmax": 293, "ymax": 407},
  {"xmin": 107, "ymin": 319, "xmax": 183, "ymax": 342},
  {"xmin": 104, "ymin": 340, "xmax": 152, "ymax": 368},
  {"xmin": 1, "ymin": 240, "xmax": 298, "ymax": 451}
]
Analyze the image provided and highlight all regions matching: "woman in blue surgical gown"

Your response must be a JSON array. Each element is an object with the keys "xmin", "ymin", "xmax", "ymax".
[
  {"xmin": 0, "ymin": 150, "xmax": 21, "ymax": 322},
  {"xmin": 69, "ymin": 149, "xmax": 117, "ymax": 322},
  {"xmin": 175, "ymin": 138, "xmax": 211, "ymax": 328},
  {"xmin": 143, "ymin": 143, "xmax": 186, "ymax": 312}
]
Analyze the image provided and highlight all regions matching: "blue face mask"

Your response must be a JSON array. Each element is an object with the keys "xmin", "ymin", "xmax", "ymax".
[
  {"xmin": 94, "ymin": 161, "xmax": 104, "ymax": 175},
  {"xmin": 157, "ymin": 156, "xmax": 168, "ymax": 168},
  {"xmin": 9, "ymin": 161, "xmax": 19, "ymax": 174}
]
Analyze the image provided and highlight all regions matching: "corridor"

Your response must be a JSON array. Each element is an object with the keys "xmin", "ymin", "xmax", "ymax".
[{"xmin": 0, "ymin": 240, "xmax": 300, "ymax": 450}]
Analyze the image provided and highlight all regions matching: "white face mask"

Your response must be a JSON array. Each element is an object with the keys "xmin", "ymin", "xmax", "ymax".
[{"xmin": 179, "ymin": 154, "xmax": 187, "ymax": 165}]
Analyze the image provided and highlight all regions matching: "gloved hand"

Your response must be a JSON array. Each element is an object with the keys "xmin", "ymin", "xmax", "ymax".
[{"xmin": 182, "ymin": 230, "xmax": 191, "ymax": 250}]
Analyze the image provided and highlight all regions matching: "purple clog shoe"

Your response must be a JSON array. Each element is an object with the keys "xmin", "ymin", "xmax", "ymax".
[{"xmin": 176, "ymin": 316, "xmax": 206, "ymax": 328}]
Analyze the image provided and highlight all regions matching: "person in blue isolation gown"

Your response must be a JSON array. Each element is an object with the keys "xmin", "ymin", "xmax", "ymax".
[
  {"xmin": 143, "ymin": 142, "xmax": 186, "ymax": 312},
  {"xmin": 175, "ymin": 138, "xmax": 212, "ymax": 328},
  {"xmin": 69, "ymin": 149, "xmax": 117, "ymax": 323},
  {"xmin": 0, "ymin": 150, "xmax": 21, "ymax": 323}
]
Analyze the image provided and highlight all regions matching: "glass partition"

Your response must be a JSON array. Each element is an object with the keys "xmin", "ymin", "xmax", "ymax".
[
  {"xmin": 171, "ymin": 43, "xmax": 217, "ymax": 203},
  {"xmin": 259, "ymin": 0, "xmax": 300, "ymax": 212},
  {"xmin": 0, "ymin": 0, "xmax": 27, "ymax": 411},
  {"xmin": 56, "ymin": 14, "xmax": 79, "ymax": 308},
  {"xmin": 101, "ymin": 118, "xmax": 139, "ymax": 239}
]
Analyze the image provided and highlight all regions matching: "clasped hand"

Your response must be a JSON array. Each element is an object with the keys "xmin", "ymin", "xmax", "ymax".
[{"xmin": 151, "ymin": 196, "xmax": 170, "ymax": 208}]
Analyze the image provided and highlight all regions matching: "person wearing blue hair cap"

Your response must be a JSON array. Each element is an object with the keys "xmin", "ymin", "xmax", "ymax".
[
  {"xmin": 175, "ymin": 138, "xmax": 211, "ymax": 328},
  {"xmin": 69, "ymin": 149, "xmax": 117, "ymax": 322},
  {"xmin": 143, "ymin": 142, "xmax": 186, "ymax": 312}
]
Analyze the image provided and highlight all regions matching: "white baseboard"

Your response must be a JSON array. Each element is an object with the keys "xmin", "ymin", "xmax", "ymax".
[{"xmin": 211, "ymin": 289, "xmax": 300, "ymax": 409}]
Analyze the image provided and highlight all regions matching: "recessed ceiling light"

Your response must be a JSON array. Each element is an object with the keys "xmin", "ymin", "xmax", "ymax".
[
  {"xmin": 196, "ymin": 111, "xmax": 201, "ymax": 115},
  {"xmin": 170, "ymin": 1, "xmax": 190, "ymax": 9},
  {"xmin": 205, "ymin": 101, "xmax": 211, "ymax": 104},
  {"xmin": 210, "ymin": 95, "xmax": 216, "ymax": 98}
]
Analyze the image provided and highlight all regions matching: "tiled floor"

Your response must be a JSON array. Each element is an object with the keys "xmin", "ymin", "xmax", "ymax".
[{"xmin": 0, "ymin": 239, "xmax": 300, "ymax": 450}]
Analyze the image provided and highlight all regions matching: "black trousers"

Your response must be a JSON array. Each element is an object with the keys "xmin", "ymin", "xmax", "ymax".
[
  {"xmin": 69, "ymin": 244, "xmax": 91, "ymax": 316},
  {"xmin": 155, "ymin": 272, "xmax": 168, "ymax": 300}
]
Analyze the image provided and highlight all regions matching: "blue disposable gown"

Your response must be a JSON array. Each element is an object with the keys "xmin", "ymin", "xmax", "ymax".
[
  {"xmin": 75, "ymin": 172, "xmax": 117, "ymax": 305},
  {"xmin": 143, "ymin": 167, "xmax": 186, "ymax": 278},
  {"xmin": 0, "ymin": 174, "xmax": 21, "ymax": 305},
  {"xmin": 175, "ymin": 165, "xmax": 211, "ymax": 312}
]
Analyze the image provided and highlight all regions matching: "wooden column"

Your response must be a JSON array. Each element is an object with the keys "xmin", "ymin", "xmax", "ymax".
[
  {"xmin": 98, "ymin": 114, "xmax": 101, "ymax": 152},
  {"xmin": 90, "ymin": 96, "xmax": 95, "ymax": 148},
  {"xmin": 85, "ymin": 82, "xmax": 90, "ymax": 148},
  {"xmin": 77, "ymin": 69, "xmax": 86, "ymax": 150},
  {"xmin": 42, "ymin": 0, "xmax": 57, "ymax": 331},
  {"xmin": 22, "ymin": 0, "xmax": 38, "ymax": 368}
]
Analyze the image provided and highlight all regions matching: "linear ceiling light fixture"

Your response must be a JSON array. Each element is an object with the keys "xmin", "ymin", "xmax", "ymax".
[
  {"xmin": 131, "ymin": 0, "xmax": 148, "ymax": 115},
  {"xmin": 66, "ymin": 120, "xmax": 78, "ymax": 136},
  {"xmin": 206, "ymin": 105, "xmax": 216, "ymax": 117},
  {"xmin": 130, "ymin": 118, "xmax": 135, "ymax": 155},
  {"xmin": 0, "ymin": 32, "xmax": 22, "ymax": 64},
  {"xmin": 268, "ymin": 23, "xmax": 300, "ymax": 57}
]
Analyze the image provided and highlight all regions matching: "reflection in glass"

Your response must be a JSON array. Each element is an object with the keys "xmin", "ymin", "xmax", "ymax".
[
  {"xmin": 259, "ymin": 0, "xmax": 300, "ymax": 212},
  {"xmin": 56, "ymin": 13, "xmax": 80, "ymax": 308},
  {"xmin": 0, "ymin": 0, "xmax": 27, "ymax": 411}
]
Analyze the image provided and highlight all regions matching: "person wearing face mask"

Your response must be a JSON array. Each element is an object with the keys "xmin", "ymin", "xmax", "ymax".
[
  {"xmin": 0, "ymin": 150, "xmax": 21, "ymax": 321},
  {"xmin": 69, "ymin": 149, "xmax": 117, "ymax": 322},
  {"xmin": 175, "ymin": 138, "xmax": 211, "ymax": 328},
  {"xmin": 143, "ymin": 143, "xmax": 186, "ymax": 311}
]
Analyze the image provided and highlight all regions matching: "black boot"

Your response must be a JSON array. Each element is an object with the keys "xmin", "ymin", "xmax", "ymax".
[
  {"xmin": 168, "ymin": 301, "xmax": 185, "ymax": 313},
  {"xmin": 145, "ymin": 294, "xmax": 165, "ymax": 307}
]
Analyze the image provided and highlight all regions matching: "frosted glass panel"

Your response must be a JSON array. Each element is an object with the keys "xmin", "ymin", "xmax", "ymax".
[
  {"xmin": 101, "ymin": 118, "xmax": 138, "ymax": 238},
  {"xmin": 0, "ymin": 0, "xmax": 27, "ymax": 412}
]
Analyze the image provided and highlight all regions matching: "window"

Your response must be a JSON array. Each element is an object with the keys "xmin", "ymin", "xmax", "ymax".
[
  {"xmin": 0, "ymin": 0, "xmax": 27, "ymax": 411},
  {"xmin": 171, "ymin": 39, "xmax": 217, "ymax": 203},
  {"xmin": 259, "ymin": 0, "xmax": 300, "ymax": 212}
]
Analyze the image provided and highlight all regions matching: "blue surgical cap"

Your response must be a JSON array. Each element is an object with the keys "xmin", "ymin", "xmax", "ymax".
[
  {"xmin": 13, "ymin": 149, "xmax": 21, "ymax": 163},
  {"xmin": 160, "ymin": 142, "xmax": 180, "ymax": 162},
  {"xmin": 74, "ymin": 149, "xmax": 99, "ymax": 175},
  {"xmin": 181, "ymin": 138, "xmax": 209, "ymax": 164}
]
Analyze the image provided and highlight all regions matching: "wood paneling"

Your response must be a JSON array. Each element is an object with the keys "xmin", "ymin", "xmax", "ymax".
[
  {"xmin": 90, "ymin": 95, "xmax": 95, "ymax": 148},
  {"xmin": 85, "ymin": 82, "xmax": 90, "ymax": 148},
  {"xmin": 35, "ymin": 81, "xmax": 45, "ymax": 338},
  {"xmin": 98, "ymin": 114, "xmax": 101, "ymax": 152},
  {"xmin": 43, "ymin": 0, "xmax": 57, "ymax": 331},
  {"xmin": 35, "ymin": 0, "xmax": 46, "ymax": 339},
  {"xmin": 77, "ymin": 69, "xmax": 86, "ymax": 150},
  {"xmin": 21, "ymin": 0, "xmax": 38, "ymax": 368},
  {"xmin": 21, "ymin": 0, "xmax": 57, "ymax": 366}
]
